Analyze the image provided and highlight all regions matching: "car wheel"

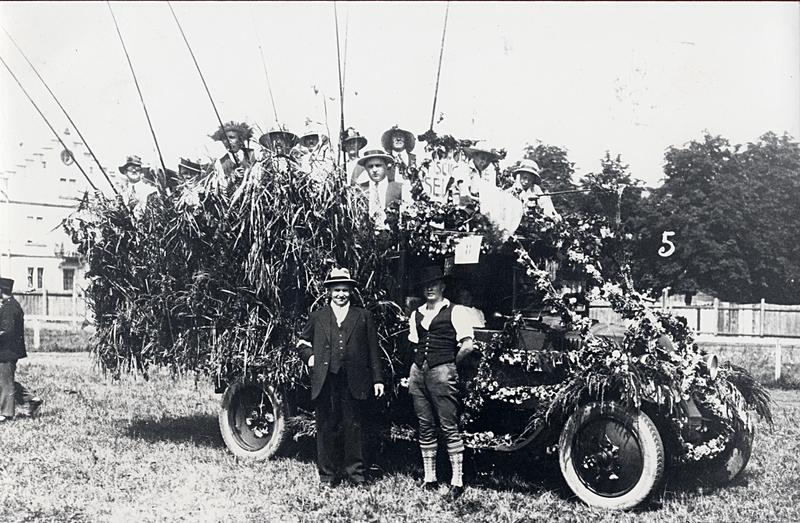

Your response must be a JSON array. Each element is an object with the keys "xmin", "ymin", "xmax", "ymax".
[
  {"xmin": 559, "ymin": 401, "xmax": 665, "ymax": 510},
  {"xmin": 219, "ymin": 379, "xmax": 290, "ymax": 460}
]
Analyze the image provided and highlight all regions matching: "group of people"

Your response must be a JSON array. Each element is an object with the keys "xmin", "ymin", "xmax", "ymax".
[
  {"xmin": 116, "ymin": 120, "xmax": 561, "ymax": 228},
  {"xmin": 298, "ymin": 265, "xmax": 475, "ymax": 501}
]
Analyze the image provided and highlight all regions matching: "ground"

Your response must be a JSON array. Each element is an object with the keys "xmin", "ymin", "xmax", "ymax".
[{"xmin": 1, "ymin": 352, "xmax": 798, "ymax": 522}]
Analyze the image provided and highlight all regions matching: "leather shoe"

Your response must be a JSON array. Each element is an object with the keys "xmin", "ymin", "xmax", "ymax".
[
  {"xmin": 0, "ymin": 415, "xmax": 12, "ymax": 423},
  {"xmin": 21, "ymin": 398, "xmax": 43, "ymax": 417},
  {"xmin": 419, "ymin": 480, "xmax": 438, "ymax": 491},
  {"xmin": 443, "ymin": 485, "xmax": 465, "ymax": 501}
]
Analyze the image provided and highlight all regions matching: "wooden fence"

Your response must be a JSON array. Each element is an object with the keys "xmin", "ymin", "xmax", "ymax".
[
  {"xmin": 13, "ymin": 290, "xmax": 90, "ymax": 324},
  {"xmin": 589, "ymin": 298, "xmax": 800, "ymax": 338}
]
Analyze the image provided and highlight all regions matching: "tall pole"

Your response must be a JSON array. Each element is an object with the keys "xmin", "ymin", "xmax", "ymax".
[
  {"xmin": 333, "ymin": 1, "xmax": 346, "ymax": 171},
  {"xmin": 429, "ymin": 1, "xmax": 450, "ymax": 132}
]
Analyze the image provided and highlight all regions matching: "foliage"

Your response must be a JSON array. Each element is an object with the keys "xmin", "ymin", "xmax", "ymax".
[
  {"xmin": 64, "ymin": 161, "xmax": 394, "ymax": 386},
  {"xmin": 634, "ymin": 132, "xmax": 800, "ymax": 303}
]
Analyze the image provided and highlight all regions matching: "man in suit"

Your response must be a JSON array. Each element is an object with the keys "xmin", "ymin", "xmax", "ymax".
[
  {"xmin": 357, "ymin": 149, "xmax": 404, "ymax": 231},
  {"xmin": 0, "ymin": 278, "xmax": 43, "ymax": 422},
  {"xmin": 297, "ymin": 268, "xmax": 385, "ymax": 486}
]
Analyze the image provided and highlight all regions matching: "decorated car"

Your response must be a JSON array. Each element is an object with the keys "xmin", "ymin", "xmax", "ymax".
[{"xmin": 65, "ymin": 131, "xmax": 771, "ymax": 511}]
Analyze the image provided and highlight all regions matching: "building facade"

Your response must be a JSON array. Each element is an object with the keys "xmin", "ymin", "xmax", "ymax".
[{"xmin": 0, "ymin": 132, "xmax": 121, "ymax": 316}]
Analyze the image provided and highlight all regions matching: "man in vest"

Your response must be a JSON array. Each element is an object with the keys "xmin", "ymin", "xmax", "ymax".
[
  {"xmin": 407, "ymin": 266, "xmax": 475, "ymax": 501},
  {"xmin": 210, "ymin": 121, "xmax": 257, "ymax": 178},
  {"xmin": 297, "ymin": 268, "xmax": 385, "ymax": 487},
  {"xmin": 0, "ymin": 278, "xmax": 43, "ymax": 422}
]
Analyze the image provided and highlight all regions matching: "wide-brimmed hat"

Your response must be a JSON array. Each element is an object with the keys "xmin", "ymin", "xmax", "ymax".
[
  {"xmin": 414, "ymin": 266, "xmax": 448, "ymax": 288},
  {"xmin": 342, "ymin": 127, "xmax": 367, "ymax": 151},
  {"xmin": 300, "ymin": 125, "xmax": 328, "ymax": 142},
  {"xmin": 118, "ymin": 155, "xmax": 143, "ymax": 174},
  {"xmin": 462, "ymin": 146, "xmax": 502, "ymax": 162},
  {"xmin": 323, "ymin": 268, "xmax": 358, "ymax": 287},
  {"xmin": 0, "ymin": 277, "xmax": 14, "ymax": 294},
  {"xmin": 356, "ymin": 149, "xmax": 394, "ymax": 167},
  {"xmin": 512, "ymin": 159, "xmax": 541, "ymax": 179},
  {"xmin": 210, "ymin": 121, "xmax": 254, "ymax": 143},
  {"xmin": 381, "ymin": 125, "xmax": 416, "ymax": 153},
  {"xmin": 259, "ymin": 126, "xmax": 299, "ymax": 149}
]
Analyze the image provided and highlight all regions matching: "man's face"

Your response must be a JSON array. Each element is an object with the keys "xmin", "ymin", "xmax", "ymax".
[
  {"xmin": 225, "ymin": 130, "xmax": 242, "ymax": 153},
  {"xmin": 472, "ymin": 152, "xmax": 492, "ymax": 172},
  {"xmin": 519, "ymin": 171, "xmax": 537, "ymax": 191},
  {"xmin": 345, "ymin": 142, "xmax": 358, "ymax": 158},
  {"xmin": 272, "ymin": 136, "xmax": 286, "ymax": 153},
  {"xmin": 329, "ymin": 283, "xmax": 352, "ymax": 307},
  {"xmin": 423, "ymin": 280, "xmax": 446, "ymax": 303},
  {"xmin": 365, "ymin": 158, "xmax": 388, "ymax": 183},
  {"xmin": 391, "ymin": 133, "xmax": 406, "ymax": 152},
  {"xmin": 124, "ymin": 165, "xmax": 142, "ymax": 183},
  {"xmin": 302, "ymin": 135, "xmax": 319, "ymax": 149}
]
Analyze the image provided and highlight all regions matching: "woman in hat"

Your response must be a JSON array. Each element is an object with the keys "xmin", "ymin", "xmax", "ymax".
[
  {"xmin": 343, "ymin": 127, "xmax": 369, "ymax": 186},
  {"xmin": 460, "ymin": 145, "xmax": 503, "ymax": 198},
  {"xmin": 258, "ymin": 125, "xmax": 300, "ymax": 174},
  {"xmin": 509, "ymin": 159, "xmax": 561, "ymax": 221},
  {"xmin": 296, "ymin": 268, "xmax": 384, "ymax": 486},
  {"xmin": 381, "ymin": 125, "xmax": 417, "ymax": 201},
  {"xmin": 406, "ymin": 266, "xmax": 475, "ymax": 501},
  {"xmin": 296, "ymin": 124, "xmax": 333, "ymax": 181},
  {"xmin": 118, "ymin": 154, "xmax": 158, "ymax": 214}
]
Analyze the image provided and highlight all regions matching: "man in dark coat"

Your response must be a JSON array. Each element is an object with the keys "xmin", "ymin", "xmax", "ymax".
[
  {"xmin": 357, "ymin": 149, "xmax": 404, "ymax": 231},
  {"xmin": 296, "ymin": 268, "xmax": 385, "ymax": 486},
  {"xmin": 0, "ymin": 277, "xmax": 42, "ymax": 422}
]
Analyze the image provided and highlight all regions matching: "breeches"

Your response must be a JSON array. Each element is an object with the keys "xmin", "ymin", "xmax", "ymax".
[
  {"xmin": 408, "ymin": 361, "xmax": 464, "ymax": 454},
  {"xmin": 0, "ymin": 361, "xmax": 34, "ymax": 417}
]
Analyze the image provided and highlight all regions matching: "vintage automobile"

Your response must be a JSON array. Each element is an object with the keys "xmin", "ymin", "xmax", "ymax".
[{"xmin": 215, "ymin": 234, "xmax": 761, "ymax": 510}]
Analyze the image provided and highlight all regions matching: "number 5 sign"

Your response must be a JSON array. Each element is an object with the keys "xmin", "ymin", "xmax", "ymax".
[{"xmin": 658, "ymin": 231, "xmax": 676, "ymax": 257}]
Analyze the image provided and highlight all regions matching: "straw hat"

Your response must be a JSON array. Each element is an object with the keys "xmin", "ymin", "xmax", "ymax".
[
  {"xmin": 258, "ymin": 125, "xmax": 299, "ymax": 149},
  {"xmin": 512, "ymin": 159, "xmax": 542, "ymax": 179},
  {"xmin": 342, "ymin": 127, "xmax": 367, "ymax": 151},
  {"xmin": 323, "ymin": 268, "xmax": 358, "ymax": 287},
  {"xmin": 356, "ymin": 149, "xmax": 394, "ymax": 167},
  {"xmin": 462, "ymin": 146, "xmax": 502, "ymax": 162}
]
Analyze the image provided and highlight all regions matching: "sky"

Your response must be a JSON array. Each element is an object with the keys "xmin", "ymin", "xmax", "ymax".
[{"xmin": 0, "ymin": 1, "xmax": 798, "ymax": 190}]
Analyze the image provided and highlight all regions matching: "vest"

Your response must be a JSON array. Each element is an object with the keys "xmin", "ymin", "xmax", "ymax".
[
  {"xmin": 413, "ymin": 305, "xmax": 458, "ymax": 368},
  {"xmin": 329, "ymin": 309, "xmax": 348, "ymax": 374}
]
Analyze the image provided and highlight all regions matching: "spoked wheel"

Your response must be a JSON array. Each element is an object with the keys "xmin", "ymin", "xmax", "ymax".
[
  {"xmin": 559, "ymin": 402, "xmax": 665, "ymax": 510},
  {"xmin": 219, "ymin": 379, "xmax": 290, "ymax": 460}
]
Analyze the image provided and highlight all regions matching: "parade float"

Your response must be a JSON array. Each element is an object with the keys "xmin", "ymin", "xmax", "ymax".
[{"xmin": 64, "ymin": 130, "xmax": 772, "ymax": 510}]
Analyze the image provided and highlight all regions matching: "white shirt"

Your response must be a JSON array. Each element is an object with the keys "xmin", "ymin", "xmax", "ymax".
[
  {"xmin": 407, "ymin": 298, "xmax": 475, "ymax": 344},
  {"xmin": 368, "ymin": 177, "xmax": 389, "ymax": 229},
  {"xmin": 513, "ymin": 182, "xmax": 561, "ymax": 221},
  {"xmin": 331, "ymin": 302, "xmax": 350, "ymax": 327}
]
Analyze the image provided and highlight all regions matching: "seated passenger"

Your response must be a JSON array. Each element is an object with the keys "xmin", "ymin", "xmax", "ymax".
[
  {"xmin": 296, "ymin": 124, "xmax": 333, "ymax": 182},
  {"xmin": 258, "ymin": 125, "xmax": 300, "ymax": 174},
  {"xmin": 456, "ymin": 288, "xmax": 486, "ymax": 328},
  {"xmin": 510, "ymin": 159, "xmax": 561, "ymax": 221},
  {"xmin": 459, "ymin": 145, "xmax": 502, "ymax": 198},
  {"xmin": 343, "ymin": 127, "xmax": 369, "ymax": 187}
]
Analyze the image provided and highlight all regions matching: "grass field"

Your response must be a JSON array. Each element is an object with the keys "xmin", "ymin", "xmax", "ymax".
[{"xmin": 1, "ymin": 352, "xmax": 798, "ymax": 523}]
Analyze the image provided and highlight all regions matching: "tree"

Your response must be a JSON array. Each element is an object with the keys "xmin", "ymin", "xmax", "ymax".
[{"xmin": 633, "ymin": 132, "xmax": 800, "ymax": 304}]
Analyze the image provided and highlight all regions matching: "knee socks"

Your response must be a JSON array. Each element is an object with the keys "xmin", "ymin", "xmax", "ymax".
[
  {"xmin": 420, "ymin": 442, "xmax": 437, "ymax": 483},
  {"xmin": 449, "ymin": 450, "xmax": 463, "ymax": 487}
]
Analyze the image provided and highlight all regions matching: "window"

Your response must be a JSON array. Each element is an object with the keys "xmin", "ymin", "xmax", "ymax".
[
  {"xmin": 27, "ymin": 267, "xmax": 34, "ymax": 288},
  {"xmin": 36, "ymin": 267, "xmax": 43, "ymax": 289},
  {"xmin": 63, "ymin": 268, "xmax": 75, "ymax": 291}
]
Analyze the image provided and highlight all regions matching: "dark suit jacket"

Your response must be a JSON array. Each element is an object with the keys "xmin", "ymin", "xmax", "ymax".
[
  {"xmin": 218, "ymin": 148, "xmax": 257, "ymax": 176},
  {"xmin": 298, "ymin": 305, "xmax": 383, "ymax": 401},
  {"xmin": 0, "ymin": 296, "xmax": 26, "ymax": 363}
]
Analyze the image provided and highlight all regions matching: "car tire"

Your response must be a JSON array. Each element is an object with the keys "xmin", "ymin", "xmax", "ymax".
[
  {"xmin": 559, "ymin": 401, "xmax": 665, "ymax": 510},
  {"xmin": 219, "ymin": 379, "xmax": 291, "ymax": 460}
]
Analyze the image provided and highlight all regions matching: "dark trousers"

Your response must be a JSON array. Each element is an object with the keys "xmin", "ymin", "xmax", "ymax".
[
  {"xmin": 315, "ymin": 370, "xmax": 366, "ymax": 483},
  {"xmin": 0, "ymin": 361, "xmax": 35, "ymax": 418}
]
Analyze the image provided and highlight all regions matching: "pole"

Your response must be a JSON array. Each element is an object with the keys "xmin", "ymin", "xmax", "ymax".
[
  {"xmin": 333, "ymin": 1, "xmax": 346, "ymax": 171},
  {"xmin": 0, "ymin": 54, "xmax": 99, "ymax": 191},
  {"xmin": 107, "ymin": 1, "xmax": 169, "ymax": 176},
  {"xmin": 167, "ymin": 1, "xmax": 238, "ymax": 167},
  {"xmin": 1, "ymin": 25, "xmax": 121, "ymax": 197},
  {"xmin": 429, "ymin": 1, "xmax": 450, "ymax": 131}
]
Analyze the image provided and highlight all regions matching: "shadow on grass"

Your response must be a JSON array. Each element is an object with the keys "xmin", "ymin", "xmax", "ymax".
[{"xmin": 123, "ymin": 413, "xmax": 224, "ymax": 448}]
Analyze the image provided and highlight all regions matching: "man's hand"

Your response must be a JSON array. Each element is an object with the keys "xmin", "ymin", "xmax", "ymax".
[
  {"xmin": 307, "ymin": 355, "xmax": 315, "ymax": 367},
  {"xmin": 374, "ymin": 383, "xmax": 385, "ymax": 398}
]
